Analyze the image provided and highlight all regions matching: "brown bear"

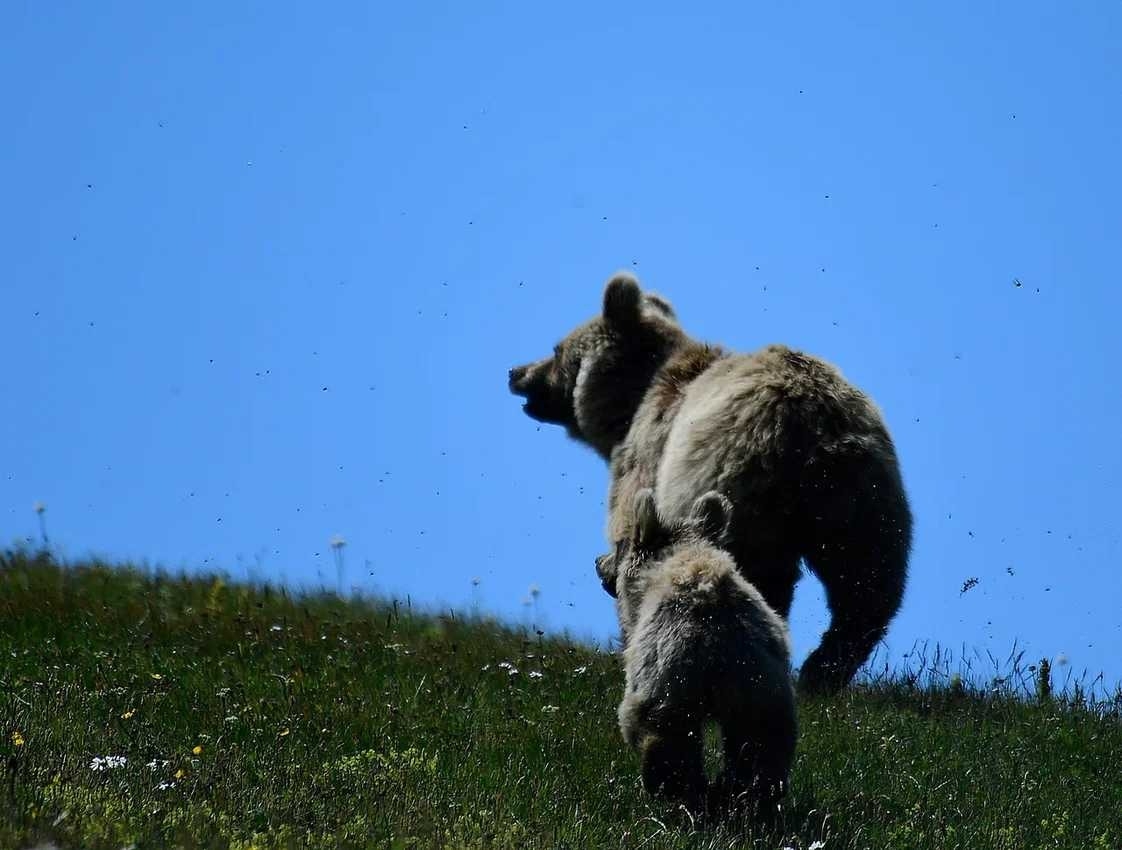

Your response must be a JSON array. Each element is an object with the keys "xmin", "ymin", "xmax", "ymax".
[
  {"xmin": 608, "ymin": 488, "xmax": 796, "ymax": 813},
  {"xmin": 509, "ymin": 271, "xmax": 912, "ymax": 694}
]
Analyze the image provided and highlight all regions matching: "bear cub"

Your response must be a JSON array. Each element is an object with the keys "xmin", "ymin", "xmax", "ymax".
[{"xmin": 608, "ymin": 488, "xmax": 797, "ymax": 814}]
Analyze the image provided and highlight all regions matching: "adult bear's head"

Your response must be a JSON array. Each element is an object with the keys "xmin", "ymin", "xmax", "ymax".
[{"xmin": 508, "ymin": 272, "xmax": 683, "ymax": 458}]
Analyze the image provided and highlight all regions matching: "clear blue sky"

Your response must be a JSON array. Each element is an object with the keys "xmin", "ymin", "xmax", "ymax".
[{"xmin": 4, "ymin": 3, "xmax": 1120, "ymax": 693}]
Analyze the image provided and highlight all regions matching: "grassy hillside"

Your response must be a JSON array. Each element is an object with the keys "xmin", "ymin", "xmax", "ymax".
[{"xmin": 2, "ymin": 550, "xmax": 1120, "ymax": 850}]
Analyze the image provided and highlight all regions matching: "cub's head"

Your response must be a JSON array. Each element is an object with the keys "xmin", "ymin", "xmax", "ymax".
[
  {"xmin": 508, "ymin": 272, "xmax": 681, "ymax": 457},
  {"xmin": 596, "ymin": 488, "xmax": 734, "ymax": 598}
]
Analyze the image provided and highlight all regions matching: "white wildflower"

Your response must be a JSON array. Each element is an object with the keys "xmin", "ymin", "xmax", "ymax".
[
  {"xmin": 270, "ymin": 624, "xmax": 283, "ymax": 632},
  {"xmin": 528, "ymin": 671, "xmax": 543, "ymax": 680},
  {"xmin": 157, "ymin": 781, "xmax": 175, "ymax": 791},
  {"xmin": 480, "ymin": 664, "xmax": 491, "ymax": 671},
  {"xmin": 90, "ymin": 755, "xmax": 127, "ymax": 771},
  {"xmin": 573, "ymin": 665, "xmax": 588, "ymax": 675},
  {"xmin": 145, "ymin": 759, "xmax": 170, "ymax": 770},
  {"xmin": 541, "ymin": 705, "xmax": 559, "ymax": 713},
  {"xmin": 507, "ymin": 667, "xmax": 519, "ymax": 676},
  {"xmin": 809, "ymin": 842, "xmax": 827, "ymax": 850},
  {"xmin": 497, "ymin": 661, "xmax": 515, "ymax": 670}
]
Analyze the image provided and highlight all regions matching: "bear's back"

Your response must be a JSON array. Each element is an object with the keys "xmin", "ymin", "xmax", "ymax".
[{"xmin": 653, "ymin": 344, "xmax": 888, "ymax": 523}]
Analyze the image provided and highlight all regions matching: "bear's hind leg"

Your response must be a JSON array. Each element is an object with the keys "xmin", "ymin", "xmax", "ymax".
[
  {"xmin": 799, "ymin": 521, "xmax": 908, "ymax": 694},
  {"xmin": 798, "ymin": 440, "xmax": 911, "ymax": 695}
]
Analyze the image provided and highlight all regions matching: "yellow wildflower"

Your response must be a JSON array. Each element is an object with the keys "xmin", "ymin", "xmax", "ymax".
[
  {"xmin": 11, "ymin": 731, "xmax": 25, "ymax": 747},
  {"xmin": 192, "ymin": 745, "xmax": 203, "ymax": 755},
  {"xmin": 121, "ymin": 710, "xmax": 135, "ymax": 720},
  {"xmin": 278, "ymin": 728, "xmax": 290, "ymax": 738}
]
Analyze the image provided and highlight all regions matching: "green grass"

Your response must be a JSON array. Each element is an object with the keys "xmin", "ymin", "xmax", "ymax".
[{"xmin": 2, "ymin": 549, "xmax": 1120, "ymax": 849}]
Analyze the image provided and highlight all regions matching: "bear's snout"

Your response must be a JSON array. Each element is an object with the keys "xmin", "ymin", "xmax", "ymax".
[
  {"xmin": 508, "ymin": 355, "xmax": 578, "ymax": 428},
  {"xmin": 508, "ymin": 363, "xmax": 531, "ymax": 395}
]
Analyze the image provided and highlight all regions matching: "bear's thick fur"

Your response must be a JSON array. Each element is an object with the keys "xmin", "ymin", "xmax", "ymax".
[
  {"xmin": 509, "ymin": 272, "xmax": 912, "ymax": 694},
  {"xmin": 610, "ymin": 489, "xmax": 796, "ymax": 813}
]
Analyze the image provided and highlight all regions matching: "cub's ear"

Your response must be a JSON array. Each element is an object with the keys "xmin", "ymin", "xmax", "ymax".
[
  {"xmin": 632, "ymin": 488, "xmax": 661, "ymax": 548},
  {"xmin": 690, "ymin": 491, "xmax": 733, "ymax": 545},
  {"xmin": 602, "ymin": 272, "xmax": 642, "ymax": 327}
]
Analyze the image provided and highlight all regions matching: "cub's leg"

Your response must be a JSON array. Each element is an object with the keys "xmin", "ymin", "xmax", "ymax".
[
  {"xmin": 719, "ymin": 681, "xmax": 797, "ymax": 813},
  {"xmin": 619, "ymin": 694, "xmax": 706, "ymax": 808}
]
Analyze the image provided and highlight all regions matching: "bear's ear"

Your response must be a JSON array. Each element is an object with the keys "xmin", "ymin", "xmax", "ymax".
[
  {"xmin": 690, "ymin": 491, "xmax": 733, "ymax": 545},
  {"xmin": 643, "ymin": 292, "xmax": 677, "ymax": 321},
  {"xmin": 632, "ymin": 488, "xmax": 661, "ymax": 548},
  {"xmin": 602, "ymin": 273, "xmax": 642, "ymax": 327}
]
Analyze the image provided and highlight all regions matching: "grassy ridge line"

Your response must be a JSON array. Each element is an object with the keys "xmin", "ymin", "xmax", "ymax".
[{"xmin": 1, "ymin": 550, "xmax": 1120, "ymax": 850}]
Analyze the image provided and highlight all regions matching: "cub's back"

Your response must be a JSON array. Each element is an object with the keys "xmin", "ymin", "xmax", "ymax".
[{"xmin": 625, "ymin": 543, "xmax": 791, "ymax": 702}]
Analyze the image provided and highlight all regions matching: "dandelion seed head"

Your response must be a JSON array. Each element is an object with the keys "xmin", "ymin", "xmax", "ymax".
[
  {"xmin": 33, "ymin": 501, "xmax": 46, "ymax": 514},
  {"xmin": 329, "ymin": 534, "xmax": 346, "ymax": 549},
  {"xmin": 528, "ymin": 583, "xmax": 541, "ymax": 599}
]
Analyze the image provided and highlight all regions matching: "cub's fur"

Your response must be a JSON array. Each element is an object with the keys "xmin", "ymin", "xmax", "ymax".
[
  {"xmin": 510, "ymin": 271, "xmax": 912, "ymax": 694},
  {"xmin": 609, "ymin": 489, "xmax": 796, "ymax": 812}
]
